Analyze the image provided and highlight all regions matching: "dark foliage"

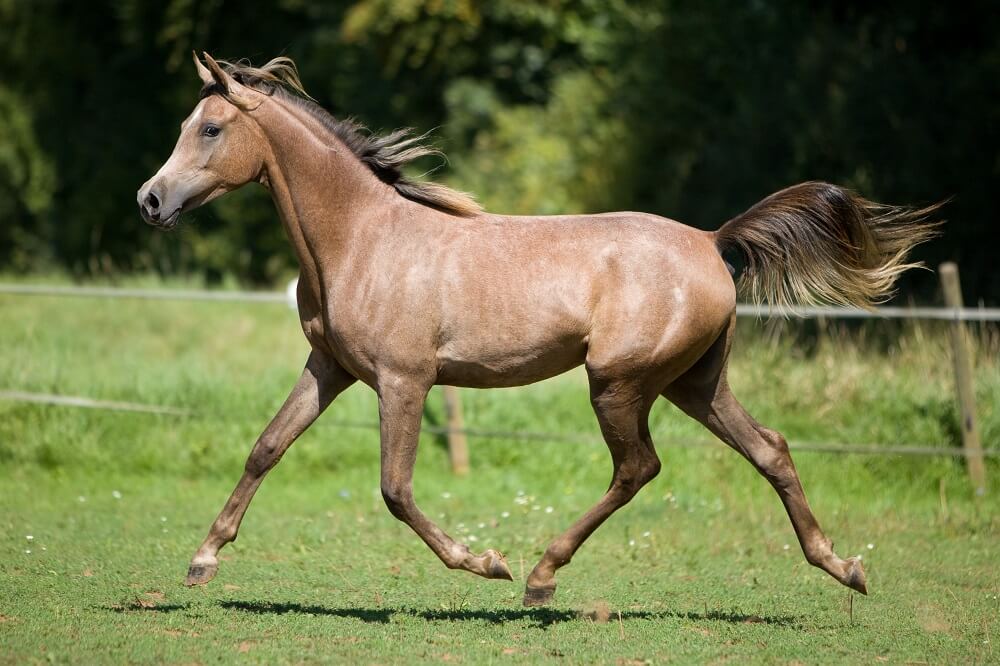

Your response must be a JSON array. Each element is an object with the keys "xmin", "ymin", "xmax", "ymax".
[{"xmin": 0, "ymin": 1, "xmax": 994, "ymax": 301}]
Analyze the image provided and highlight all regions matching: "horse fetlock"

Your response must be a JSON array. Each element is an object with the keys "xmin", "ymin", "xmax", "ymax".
[
  {"xmin": 212, "ymin": 523, "xmax": 239, "ymax": 545},
  {"xmin": 801, "ymin": 536, "xmax": 835, "ymax": 567},
  {"xmin": 526, "ymin": 561, "xmax": 557, "ymax": 589},
  {"xmin": 444, "ymin": 542, "xmax": 472, "ymax": 568},
  {"xmin": 543, "ymin": 546, "xmax": 572, "ymax": 570}
]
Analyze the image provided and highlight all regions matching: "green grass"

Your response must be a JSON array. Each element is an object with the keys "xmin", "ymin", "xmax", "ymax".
[{"xmin": 1, "ymin": 290, "xmax": 998, "ymax": 664}]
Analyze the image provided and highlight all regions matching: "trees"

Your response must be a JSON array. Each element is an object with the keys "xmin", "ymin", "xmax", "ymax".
[{"xmin": 1, "ymin": 1, "xmax": 995, "ymax": 300}]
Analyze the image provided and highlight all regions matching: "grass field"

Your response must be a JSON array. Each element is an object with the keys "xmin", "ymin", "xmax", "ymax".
[{"xmin": 1, "ymin": 288, "xmax": 998, "ymax": 664}]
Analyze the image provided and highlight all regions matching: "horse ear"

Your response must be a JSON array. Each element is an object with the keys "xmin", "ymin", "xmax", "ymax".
[
  {"xmin": 192, "ymin": 51, "xmax": 213, "ymax": 86},
  {"xmin": 201, "ymin": 52, "xmax": 232, "ymax": 93}
]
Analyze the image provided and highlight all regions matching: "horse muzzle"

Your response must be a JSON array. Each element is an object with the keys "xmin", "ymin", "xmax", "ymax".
[{"xmin": 137, "ymin": 181, "xmax": 181, "ymax": 229}]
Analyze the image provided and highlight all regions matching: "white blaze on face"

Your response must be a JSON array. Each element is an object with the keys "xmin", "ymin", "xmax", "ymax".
[
  {"xmin": 182, "ymin": 101, "xmax": 205, "ymax": 132},
  {"xmin": 161, "ymin": 99, "xmax": 210, "ymax": 176},
  {"xmin": 141, "ymin": 98, "xmax": 220, "ymax": 221}
]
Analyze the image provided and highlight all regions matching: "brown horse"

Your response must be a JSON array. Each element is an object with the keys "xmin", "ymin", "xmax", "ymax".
[{"xmin": 138, "ymin": 53, "xmax": 939, "ymax": 606}]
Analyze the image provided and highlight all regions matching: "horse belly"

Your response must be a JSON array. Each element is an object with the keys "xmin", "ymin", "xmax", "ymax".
[{"xmin": 436, "ymin": 331, "xmax": 587, "ymax": 388}]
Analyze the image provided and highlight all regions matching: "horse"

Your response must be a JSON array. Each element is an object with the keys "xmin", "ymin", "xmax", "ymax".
[{"xmin": 138, "ymin": 53, "xmax": 939, "ymax": 606}]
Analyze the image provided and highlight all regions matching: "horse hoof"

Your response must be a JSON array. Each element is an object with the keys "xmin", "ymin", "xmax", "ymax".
[
  {"xmin": 484, "ymin": 549, "xmax": 514, "ymax": 581},
  {"xmin": 844, "ymin": 557, "xmax": 868, "ymax": 595},
  {"xmin": 184, "ymin": 561, "xmax": 219, "ymax": 587},
  {"xmin": 523, "ymin": 582, "xmax": 556, "ymax": 607}
]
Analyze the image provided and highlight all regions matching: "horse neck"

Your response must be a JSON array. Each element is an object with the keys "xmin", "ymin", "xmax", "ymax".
[{"xmin": 254, "ymin": 97, "xmax": 397, "ymax": 293}]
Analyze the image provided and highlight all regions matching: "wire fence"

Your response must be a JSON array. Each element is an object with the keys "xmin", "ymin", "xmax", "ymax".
[
  {"xmin": 1, "ymin": 389, "xmax": 995, "ymax": 460},
  {"xmin": 0, "ymin": 281, "xmax": 996, "ymax": 472},
  {"xmin": 3, "ymin": 282, "xmax": 1000, "ymax": 321}
]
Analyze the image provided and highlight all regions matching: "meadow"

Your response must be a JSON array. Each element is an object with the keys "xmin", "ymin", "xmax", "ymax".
[{"xmin": 1, "ymin": 286, "xmax": 997, "ymax": 664}]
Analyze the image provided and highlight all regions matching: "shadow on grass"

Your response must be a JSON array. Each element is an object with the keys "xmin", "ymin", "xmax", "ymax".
[
  {"xmin": 105, "ymin": 602, "xmax": 192, "ymax": 613},
  {"xmin": 221, "ymin": 601, "xmax": 394, "ymax": 624},
  {"xmin": 219, "ymin": 600, "xmax": 799, "ymax": 629}
]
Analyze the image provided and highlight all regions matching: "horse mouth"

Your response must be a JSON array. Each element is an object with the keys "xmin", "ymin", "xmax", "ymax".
[{"xmin": 144, "ymin": 209, "xmax": 182, "ymax": 230}]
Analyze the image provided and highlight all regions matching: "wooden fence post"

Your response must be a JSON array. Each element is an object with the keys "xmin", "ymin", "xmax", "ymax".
[
  {"xmin": 939, "ymin": 262, "xmax": 986, "ymax": 495},
  {"xmin": 441, "ymin": 385, "xmax": 470, "ymax": 475}
]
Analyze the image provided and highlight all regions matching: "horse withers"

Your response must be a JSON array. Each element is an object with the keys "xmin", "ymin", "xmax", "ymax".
[{"xmin": 138, "ymin": 53, "xmax": 940, "ymax": 606}]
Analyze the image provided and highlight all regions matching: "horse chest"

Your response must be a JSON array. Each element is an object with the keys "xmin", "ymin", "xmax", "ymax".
[{"xmin": 313, "ymin": 308, "xmax": 384, "ymax": 383}]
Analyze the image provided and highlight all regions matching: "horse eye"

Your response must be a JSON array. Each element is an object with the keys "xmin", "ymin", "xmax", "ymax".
[{"xmin": 203, "ymin": 125, "xmax": 220, "ymax": 137}]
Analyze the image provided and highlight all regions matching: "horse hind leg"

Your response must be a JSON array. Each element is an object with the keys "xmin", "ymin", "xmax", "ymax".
[
  {"xmin": 524, "ymin": 375, "xmax": 661, "ymax": 606},
  {"xmin": 662, "ymin": 333, "xmax": 868, "ymax": 594}
]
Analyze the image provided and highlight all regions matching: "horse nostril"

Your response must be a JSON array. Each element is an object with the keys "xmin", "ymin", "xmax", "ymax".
[{"xmin": 146, "ymin": 191, "xmax": 161, "ymax": 210}]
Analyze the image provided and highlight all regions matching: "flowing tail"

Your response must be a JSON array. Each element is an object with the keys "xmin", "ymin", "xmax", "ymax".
[{"xmin": 715, "ymin": 181, "xmax": 943, "ymax": 308}]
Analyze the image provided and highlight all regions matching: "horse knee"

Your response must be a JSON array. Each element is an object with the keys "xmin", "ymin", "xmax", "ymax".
[
  {"xmin": 380, "ymin": 483, "xmax": 412, "ymax": 520},
  {"xmin": 244, "ymin": 437, "xmax": 280, "ymax": 478}
]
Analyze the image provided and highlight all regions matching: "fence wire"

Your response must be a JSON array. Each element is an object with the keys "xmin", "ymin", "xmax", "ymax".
[
  {"xmin": 1, "ymin": 389, "xmax": 995, "ymax": 459},
  {"xmin": 1, "ymin": 283, "xmax": 996, "ymax": 462},
  {"xmin": 2, "ymin": 282, "xmax": 999, "ymax": 321}
]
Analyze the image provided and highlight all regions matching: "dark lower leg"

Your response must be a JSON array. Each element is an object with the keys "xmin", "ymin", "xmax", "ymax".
[
  {"xmin": 524, "ymin": 382, "xmax": 660, "ymax": 605},
  {"xmin": 672, "ymin": 384, "xmax": 866, "ymax": 594},
  {"xmin": 378, "ymin": 380, "xmax": 512, "ymax": 581},
  {"xmin": 748, "ymin": 422, "xmax": 866, "ymax": 592},
  {"xmin": 185, "ymin": 354, "xmax": 354, "ymax": 586}
]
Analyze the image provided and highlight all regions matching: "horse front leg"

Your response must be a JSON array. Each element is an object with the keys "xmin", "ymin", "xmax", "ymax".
[
  {"xmin": 377, "ymin": 375, "xmax": 513, "ymax": 581},
  {"xmin": 184, "ymin": 352, "xmax": 355, "ymax": 586}
]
